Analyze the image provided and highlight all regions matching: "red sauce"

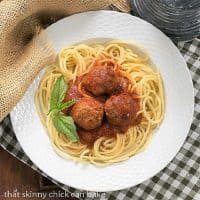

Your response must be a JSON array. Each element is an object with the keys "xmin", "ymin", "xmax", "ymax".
[
  {"xmin": 132, "ymin": 96, "xmax": 142, "ymax": 126},
  {"xmin": 63, "ymin": 60, "xmax": 142, "ymax": 147},
  {"xmin": 78, "ymin": 98, "xmax": 141, "ymax": 147},
  {"xmin": 64, "ymin": 76, "xmax": 84, "ymax": 102},
  {"xmin": 78, "ymin": 122, "xmax": 124, "ymax": 147}
]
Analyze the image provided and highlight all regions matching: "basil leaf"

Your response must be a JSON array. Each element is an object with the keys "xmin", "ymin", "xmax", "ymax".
[
  {"xmin": 48, "ymin": 108, "xmax": 60, "ymax": 116},
  {"xmin": 59, "ymin": 115, "xmax": 77, "ymax": 134},
  {"xmin": 52, "ymin": 115, "xmax": 79, "ymax": 142},
  {"xmin": 58, "ymin": 100, "xmax": 76, "ymax": 111},
  {"xmin": 48, "ymin": 100, "xmax": 76, "ymax": 115},
  {"xmin": 50, "ymin": 75, "xmax": 68, "ymax": 110},
  {"xmin": 49, "ymin": 75, "xmax": 79, "ymax": 142}
]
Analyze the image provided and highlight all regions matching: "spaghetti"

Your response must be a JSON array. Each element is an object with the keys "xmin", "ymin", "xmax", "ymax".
[{"xmin": 35, "ymin": 40, "xmax": 165, "ymax": 165}]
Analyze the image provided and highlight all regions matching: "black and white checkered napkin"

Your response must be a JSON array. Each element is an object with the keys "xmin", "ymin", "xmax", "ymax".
[{"xmin": 0, "ymin": 38, "xmax": 199, "ymax": 200}]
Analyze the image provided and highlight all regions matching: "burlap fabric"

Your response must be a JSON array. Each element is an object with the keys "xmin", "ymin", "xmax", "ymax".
[{"xmin": 0, "ymin": 0, "xmax": 130, "ymax": 122}]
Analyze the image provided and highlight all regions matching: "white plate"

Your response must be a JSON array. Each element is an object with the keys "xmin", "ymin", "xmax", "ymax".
[{"xmin": 10, "ymin": 11, "xmax": 194, "ymax": 192}]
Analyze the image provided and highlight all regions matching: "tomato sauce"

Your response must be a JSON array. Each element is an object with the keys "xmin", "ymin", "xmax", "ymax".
[
  {"xmin": 78, "ymin": 99, "xmax": 141, "ymax": 147},
  {"xmin": 64, "ymin": 76, "xmax": 84, "ymax": 102},
  {"xmin": 64, "ymin": 64, "xmax": 142, "ymax": 147}
]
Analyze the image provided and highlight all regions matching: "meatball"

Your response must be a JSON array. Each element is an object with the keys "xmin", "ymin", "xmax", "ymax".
[
  {"xmin": 115, "ymin": 76, "xmax": 129, "ymax": 94},
  {"xmin": 71, "ymin": 97, "xmax": 104, "ymax": 130},
  {"xmin": 83, "ymin": 65, "xmax": 118, "ymax": 96},
  {"xmin": 105, "ymin": 93, "xmax": 137, "ymax": 126}
]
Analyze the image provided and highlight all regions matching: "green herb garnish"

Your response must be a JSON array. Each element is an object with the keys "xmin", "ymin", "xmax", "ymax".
[{"xmin": 49, "ymin": 75, "xmax": 79, "ymax": 142}]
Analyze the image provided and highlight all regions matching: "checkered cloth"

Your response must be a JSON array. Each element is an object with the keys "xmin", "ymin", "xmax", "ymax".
[{"xmin": 0, "ymin": 38, "xmax": 200, "ymax": 200}]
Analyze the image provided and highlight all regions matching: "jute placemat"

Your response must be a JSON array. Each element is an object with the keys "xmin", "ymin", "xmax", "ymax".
[{"xmin": 0, "ymin": 0, "xmax": 130, "ymax": 122}]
